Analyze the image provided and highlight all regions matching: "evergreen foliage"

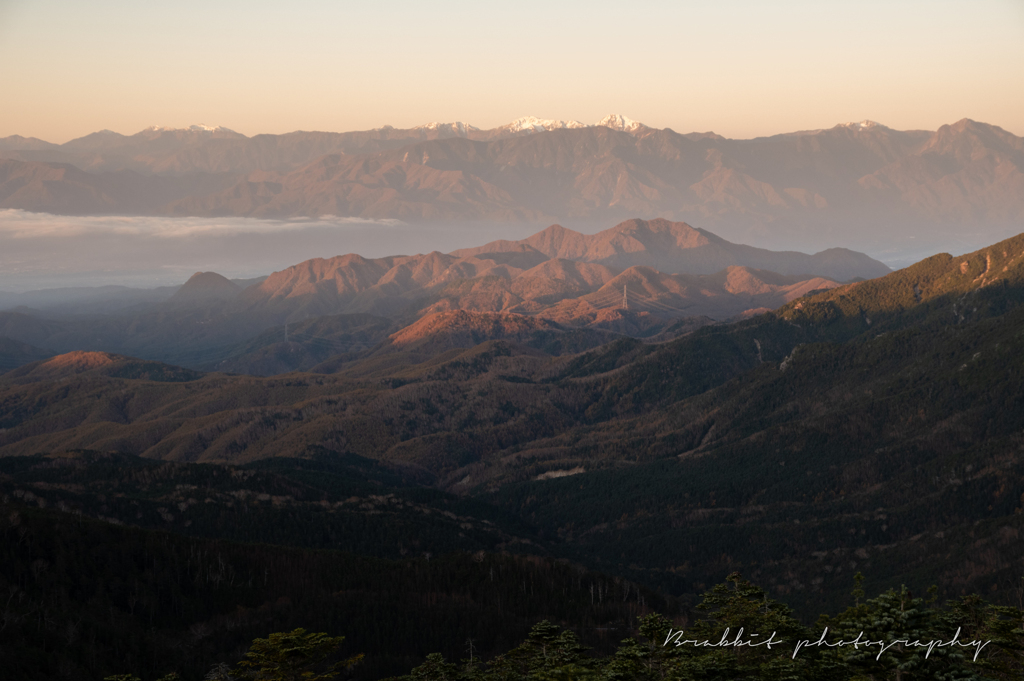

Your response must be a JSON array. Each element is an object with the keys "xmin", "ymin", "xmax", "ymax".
[
  {"xmin": 376, "ymin": 573, "xmax": 1024, "ymax": 681},
  {"xmin": 233, "ymin": 628, "xmax": 362, "ymax": 681}
]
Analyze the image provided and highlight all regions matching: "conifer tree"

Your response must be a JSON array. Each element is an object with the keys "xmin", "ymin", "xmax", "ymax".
[
  {"xmin": 823, "ymin": 583, "xmax": 982, "ymax": 680},
  {"xmin": 669, "ymin": 572, "xmax": 810, "ymax": 680},
  {"xmin": 407, "ymin": 652, "xmax": 460, "ymax": 681},
  {"xmin": 233, "ymin": 628, "xmax": 362, "ymax": 681}
]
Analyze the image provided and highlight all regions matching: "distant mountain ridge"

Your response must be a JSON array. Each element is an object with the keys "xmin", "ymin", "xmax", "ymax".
[
  {"xmin": 241, "ymin": 218, "xmax": 883, "ymax": 325},
  {"xmin": 452, "ymin": 219, "xmax": 886, "ymax": 279},
  {"xmin": 0, "ymin": 114, "xmax": 649, "ymax": 174},
  {"xmin": 0, "ymin": 217, "xmax": 884, "ymax": 374},
  {"xmin": 1, "ymin": 118, "xmax": 1020, "ymax": 251}
]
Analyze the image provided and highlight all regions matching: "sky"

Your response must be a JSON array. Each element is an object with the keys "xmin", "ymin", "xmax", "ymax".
[{"xmin": 1, "ymin": 0, "xmax": 1022, "ymax": 142}]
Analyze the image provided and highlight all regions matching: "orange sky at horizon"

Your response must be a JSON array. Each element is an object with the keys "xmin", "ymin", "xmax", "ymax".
[{"xmin": 1, "ymin": 0, "xmax": 1022, "ymax": 143}]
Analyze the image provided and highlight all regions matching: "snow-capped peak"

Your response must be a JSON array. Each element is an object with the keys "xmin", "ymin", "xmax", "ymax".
[
  {"xmin": 413, "ymin": 121, "xmax": 478, "ymax": 136},
  {"xmin": 189, "ymin": 124, "xmax": 233, "ymax": 133},
  {"xmin": 596, "ymin": 114, "xmax": 645, "ymax": 133},
  {"xmin": 838, "ymin": 120, "xmax": 885, "ymax": 130},
  {"xmin": 500, "ymin": 116, "xmax": 586, "ymax": 133},
  {"xmin": 144, "ymin": 124, "xmax": 236, "ymax": 134}
]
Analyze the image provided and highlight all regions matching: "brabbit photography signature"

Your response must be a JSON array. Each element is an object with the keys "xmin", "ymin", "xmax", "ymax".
[{"xmin": 664, "ymin": 626, "xmax": 992, "ymax": 662}]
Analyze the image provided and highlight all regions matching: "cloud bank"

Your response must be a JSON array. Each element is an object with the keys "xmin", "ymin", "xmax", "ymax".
[
  {"xmin": 0, "ymin": 211, "xmax": 545, "ymax": 292},
  {"xmin": 0, "ymin": 210, "xmax": 406, "ymax": 239}
]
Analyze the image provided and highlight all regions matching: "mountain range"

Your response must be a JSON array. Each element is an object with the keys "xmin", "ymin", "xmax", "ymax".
[
  {"xmin": 2, "ymin": 117, "xmax": 1021, "ymax": 252},
  {"xmin": 0, "ymin": 218, "xmax": 886, "ymax": 374},
  {"xmin": 241, "ymin": 218, "xmax": 882, "ymax": 320},
  {"xmin": 2, "ymin": 229, "xmax": 1024, "ymax": 624}
]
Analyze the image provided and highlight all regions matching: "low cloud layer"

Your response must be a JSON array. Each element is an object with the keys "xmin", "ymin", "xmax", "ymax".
[
  {"xmin": 0, "ymin": 211, "xmax": 545, "ymax": 292},
  {"xmin": 0, "ymin": 210, "xmax": 406, "ymax": 239},
  {"xmin": 1, "ymin": 210, "xmax": 1013, "ymax": 293}
]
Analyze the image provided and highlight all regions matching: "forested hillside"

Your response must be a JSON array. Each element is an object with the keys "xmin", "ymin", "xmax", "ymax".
[
  {"xmin": 3, "ymin": 233, "xmax": 1024, "ymax": 678},
  {"xmin": 0, "ymin": 498, "xmax": 662, "ymax": 680}
]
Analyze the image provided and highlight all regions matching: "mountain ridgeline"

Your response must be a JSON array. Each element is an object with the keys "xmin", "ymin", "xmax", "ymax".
[
  {"xmin": 2, "ymin": 117, "xmax": 1022, "ymax": 251},
  {"xmin": 0, "ymin": 218, "xmax": 885, "ymax": 375}
]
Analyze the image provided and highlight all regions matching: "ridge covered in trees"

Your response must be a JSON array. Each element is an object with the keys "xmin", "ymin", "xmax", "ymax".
[{"xmin": 4, "ymin": 233, "xmax": 1024, "ymax": 678}]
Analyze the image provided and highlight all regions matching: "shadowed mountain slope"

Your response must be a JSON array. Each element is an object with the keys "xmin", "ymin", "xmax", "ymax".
[
  {"xmin": 0, "ymin": 158, "xmax": 237, "ymax": 213},
  {"xmin": 169, "ymin": 271, "xmax": 242, "ymax": 303},
  {"xmin": 0, "ymin": 336, "xmax": 54, "ymax": 374},
  {"xmin": 207, "ymin": 313, "xmax": 397, "ymax": 376}
]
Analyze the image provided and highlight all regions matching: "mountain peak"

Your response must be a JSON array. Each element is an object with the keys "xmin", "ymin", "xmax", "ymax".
[
  {"xmin": 500, "ymin": 116, "xmax": 587, "ymax": 133},
  {"xmin": 170, "ymin": 271, "xmax": 241, "ymax": 303},
  {"xmin": 837, "ymin": 120, "xmax": 886, "ymax": 131},
  {"xmin": 944, "ymin": 118, "xmax": 988, "ymax": 132},
  {"xmin": 144, "ymin": 124, "xmax": 237, "ymax": 134},
  {"xmin": 596, "ymin": 114, "xmax": 645, "ymax": 133},
  {"xmin": 39, "ymin": 351, "xmax": 120, "ymax": 374},
  {"xmin": 413, "ymin": 122, "xmax": 478, "ymax": 136},
  {"xmin": 922, "ymin": 118, "xmax": 1015, "ymax": 157}
]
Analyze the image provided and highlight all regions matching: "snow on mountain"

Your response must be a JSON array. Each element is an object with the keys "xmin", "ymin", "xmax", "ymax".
[
  {"xmin": 144, "ymin": 124, "xmax": 238, "ymax": 134},
  {"xmin": 499, "ymin": 116, "xmax": 587, "ymax": 133},
  {"xmin": 595, "ymin": 114, "xmax": 645, "ymax": 133},
  {"xmin": 413, "ymin": 122, "xmax": 478, "ymax": 136},
  {"xmin": 838, "ymin": 120, "xmax": 887, "ymax": 131}
]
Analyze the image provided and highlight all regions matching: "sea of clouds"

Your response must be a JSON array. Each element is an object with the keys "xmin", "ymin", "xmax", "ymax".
[
  {"xmin": 0, "ymin": 210, "xmax": 406, "ymax": 239},
  {"xmin": 0, "ymin": 210, "xmax": 544, "ymax": 292}
]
